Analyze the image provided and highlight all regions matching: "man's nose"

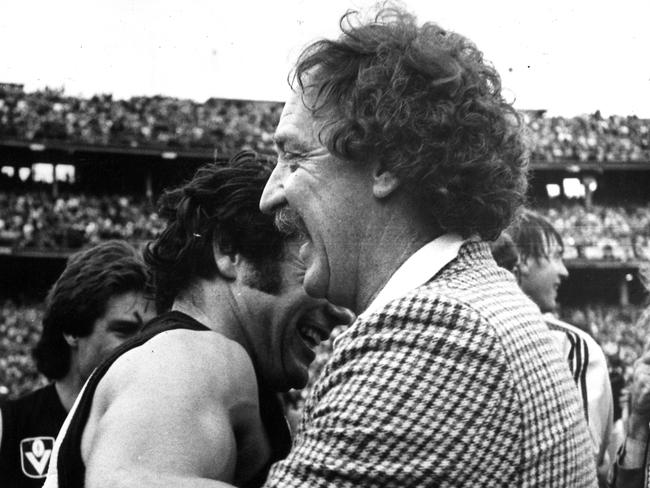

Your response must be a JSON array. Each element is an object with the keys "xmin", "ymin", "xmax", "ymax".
[
  {"xmin": 260, "ymin": 164, "xmax": 288, "ymax": 214},
  {"xmin": 324, "ymin": 302, "xmax": 356, "ymax": 327},
  {"xmin": 558, "ymin": 259, "xmax": 569, "ymax": 279}
]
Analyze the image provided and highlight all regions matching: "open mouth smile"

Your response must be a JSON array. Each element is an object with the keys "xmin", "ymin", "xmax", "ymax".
[{"xmin": 297, "ymin": 318, "xmax": 330, "ymax": 349}]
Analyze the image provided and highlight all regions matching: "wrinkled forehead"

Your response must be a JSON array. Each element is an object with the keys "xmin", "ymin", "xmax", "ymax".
[{"xmin": 275, "ymin": 88, "xmax": 327, "ymax": 148}]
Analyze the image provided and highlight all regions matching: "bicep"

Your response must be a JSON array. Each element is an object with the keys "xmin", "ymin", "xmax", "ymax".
[
  {"xmin": 84, "ymin": 360, "xmax": 239, "ymax": 486},
  {"xmin": 88, "ymin": 392, "xmax": 234, "ymax": 477}
]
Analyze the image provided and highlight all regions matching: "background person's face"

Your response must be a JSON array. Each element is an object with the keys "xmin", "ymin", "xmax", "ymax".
[
  {"xmin": 260, "ymin": 90, "xmax": 373, "ymax": 310},
  {"xmin": 518, "ymin": 240, "xmax": 568, "ymax": 313},
  {"xmin": 76, "ymin": 291, "xmax": 155, "ymax": 381},
  {"xmin": 236, "ymin": 240, "xmax": 353, "ymax": 391}
]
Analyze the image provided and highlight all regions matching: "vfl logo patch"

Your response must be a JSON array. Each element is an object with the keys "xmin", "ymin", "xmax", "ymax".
[{"xmin": 20, "ymin": 436, "xmax": 54, "ymax": 478}]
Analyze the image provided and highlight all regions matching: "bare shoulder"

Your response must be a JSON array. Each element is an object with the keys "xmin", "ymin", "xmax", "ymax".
[
  {"xmin": 99, "ymin": 329, "xmax": 258, "ymax": 410},
  {"xmin": 81, "ymin": 329, "xmax": 262, "ymax": 484}
]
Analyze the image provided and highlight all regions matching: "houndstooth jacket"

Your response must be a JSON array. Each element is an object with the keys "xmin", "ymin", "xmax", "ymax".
[{"xmin": 265, "ymin": 241, "xmax": 597, "ymax": 487}]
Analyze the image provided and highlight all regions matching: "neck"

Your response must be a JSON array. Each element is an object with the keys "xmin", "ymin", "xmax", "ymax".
[
  {"xmin": 355, "ymin": 204, "xmax": 439, "ymax": 313},
  {"xmin": 171, "ymin": 279, "xmax": 245, "ymax": 346},
  {"xmin": 55, "ymin": 372, "xmax": 84, "ymax": 412}
]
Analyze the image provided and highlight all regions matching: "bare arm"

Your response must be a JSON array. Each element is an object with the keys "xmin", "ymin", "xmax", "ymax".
[{"xmin": 82, "ymin": 330, "xmax": 256, "ymax": 488}]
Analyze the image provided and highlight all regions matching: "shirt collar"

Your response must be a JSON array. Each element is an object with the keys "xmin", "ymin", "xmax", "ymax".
[{"xmin": 363, "ymin": 233, "xmax": 465, "ymax": 316}]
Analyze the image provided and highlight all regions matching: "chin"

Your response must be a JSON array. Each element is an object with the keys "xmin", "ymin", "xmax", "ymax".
[
  {"xmin": 290, "ymin": 376, "xmax": 309, "ymax": 391},
  {"xmin": 542, "ymin": 302, "xmax": 557, "ymax": 314},
  {"xmin": 287, "ymin": 367, "xmax": 309, "ymax": 391},
  {"xmin": 269, "ymin": 369, "xmax": 308, "ymax": 393}
]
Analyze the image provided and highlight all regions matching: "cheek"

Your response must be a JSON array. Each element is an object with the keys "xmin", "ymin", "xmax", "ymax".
[{"xmin": 98, "ymin": 335, "xmax": 123, "ymax": 358}]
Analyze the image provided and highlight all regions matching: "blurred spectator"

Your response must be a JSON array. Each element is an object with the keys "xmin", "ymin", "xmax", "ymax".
[{"xmin": 0, "ymin": 300, "xmax": 46, "ymax": 401}]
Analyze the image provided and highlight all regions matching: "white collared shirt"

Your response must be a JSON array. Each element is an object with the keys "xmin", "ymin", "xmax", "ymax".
[{"xmin": 363, "ymin": 233, "xmax": 465, "ymax": 317}]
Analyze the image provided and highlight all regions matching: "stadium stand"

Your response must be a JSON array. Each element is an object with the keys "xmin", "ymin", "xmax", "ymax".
[
  {"xmin": 0, "ymin": 192, "xmax": 164, "ymax": 250},
  {"xmin": 538, "ymin": 204, "xmax": 650, "ymax": 261},
  {"xmin": 0, "ymin": 86, "xmax": 648, "ymax": 162},
  {"xmin": 0, "ymin": 86, "xmax": 281, "ymax": 154}
]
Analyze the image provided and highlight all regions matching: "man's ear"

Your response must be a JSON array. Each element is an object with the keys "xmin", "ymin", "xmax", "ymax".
[
  {"xmin": 372, "ymin": 163, "xmax": 400, "ymax": 199},
  {"xmin": 516, "ymin": 259, "xmax": 530, "ymax": 281},
  {"xmin": 212, "ymin": 241, "xmax": 239, "ymax": 280},
  {"xmin": 63, "ymin": 333, "xmax": 78, "ymax": 348}
]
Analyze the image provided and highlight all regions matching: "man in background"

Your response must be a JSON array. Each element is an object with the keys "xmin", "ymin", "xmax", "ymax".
[
  {"xmin": 491, "ymin": 210, "xmax": 615, "ymax": 485},
  {"xmin": 259, "ymin": 5, "xmax": 596, "ymax": 486},
  {"xmin": 0, "ymin": 240, "xmax": 155, "ymax": 487}
]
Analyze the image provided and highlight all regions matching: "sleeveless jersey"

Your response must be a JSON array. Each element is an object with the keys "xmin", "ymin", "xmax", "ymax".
[
  {"xmin": 544, "ymin": 313, "xmax": 614, "ymax": 469},
  {"xmin": 0, "ymin": 383, "xmax": 67, "ymax": 487},
  {"xmin": 50, "ymin": 311, "xmax": 291, "ymax": 488}
]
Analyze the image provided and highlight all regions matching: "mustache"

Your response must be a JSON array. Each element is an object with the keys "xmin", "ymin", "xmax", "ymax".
[{"xmin": 274, "ymin": 207, "xmax": 308, "ymax": 239}]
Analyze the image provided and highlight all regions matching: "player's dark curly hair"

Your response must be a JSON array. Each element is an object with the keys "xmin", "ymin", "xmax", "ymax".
[
  {"xmin": 33, "ymin": 240, "xmax": 151, "ymax": 380},
  {"xmin": 292, "ymin": 5, "xmax": 528, "ymax": 240},
  {"xmin": 144, "ymin": 151, "xmax": 285, "ymax": 313}
]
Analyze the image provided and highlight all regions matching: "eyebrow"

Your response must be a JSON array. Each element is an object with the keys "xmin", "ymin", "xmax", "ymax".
[
  {"xmin": 273, "ymin": 130, "xmax": 314, "ymax": 154},
  {"xmin": 106, "ymin": 313, "xmax": 145, "ymax": 333},
  {"xmin": 273, "ymin": 134, "xmax": 285, "ymax": 153}
]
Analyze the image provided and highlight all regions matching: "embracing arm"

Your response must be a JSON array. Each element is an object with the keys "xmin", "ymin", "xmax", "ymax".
[
  {"xmin": 264, "ymin": 301, "xmax": 520, "ymax": 487},
  {"xmin": 82, "ymin": 332, "xmax": 255, "ymax": 488}
]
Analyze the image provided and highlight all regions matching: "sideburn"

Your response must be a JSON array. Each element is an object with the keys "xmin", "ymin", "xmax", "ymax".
[{"xmin": 243, "ymin": 258, "xmax": 283, "ymax": 295}]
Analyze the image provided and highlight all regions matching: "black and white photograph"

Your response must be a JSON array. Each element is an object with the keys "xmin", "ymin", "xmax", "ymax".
[{"xmin": 1, "ymin": 1, "xmax": 649, "ymax": 486}]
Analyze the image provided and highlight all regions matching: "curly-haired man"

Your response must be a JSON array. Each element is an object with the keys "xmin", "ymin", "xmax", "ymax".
[
  {"xmin": 0, "ymin": 240, "xmax": 155, "ymax": 487},
  {"xmin": 260, "ymin": 6, "xmax": 597, "ymax": 487}
]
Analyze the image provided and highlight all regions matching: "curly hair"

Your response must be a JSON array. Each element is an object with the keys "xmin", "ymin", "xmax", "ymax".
[
  {"xmin": 144, "ymin": 151, "xmax": 286, "ymax": 312},
  {"xmin": 33, "ymin": 240, "xmax": 151, "ymax": 380},
  {"xmin": 506, "ymin": 209, "xmax": 564, "ymax": 264},
  {"xmin": 292, "ymin": 6, "xmax": 528, "ymax": 240}
]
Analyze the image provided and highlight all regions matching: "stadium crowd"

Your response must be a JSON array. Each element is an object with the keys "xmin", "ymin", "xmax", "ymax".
[
  {"xmin": 0, "ymin": 192, "xmax": 164, "ymax": 250},
  {"xmin": 1, "ymin": 86, "xmax": 648, "ymax": 163},
  {"xmin": 524, "ymin": 111, "xmax": 650, "ymax": 163},
  {"xmin": 538, "ymin": 204, "xmax": 650, "ymax": 261},
  {"xmin": 0, "ymin": 86, "xmax": 281, "ymax": 156}
]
